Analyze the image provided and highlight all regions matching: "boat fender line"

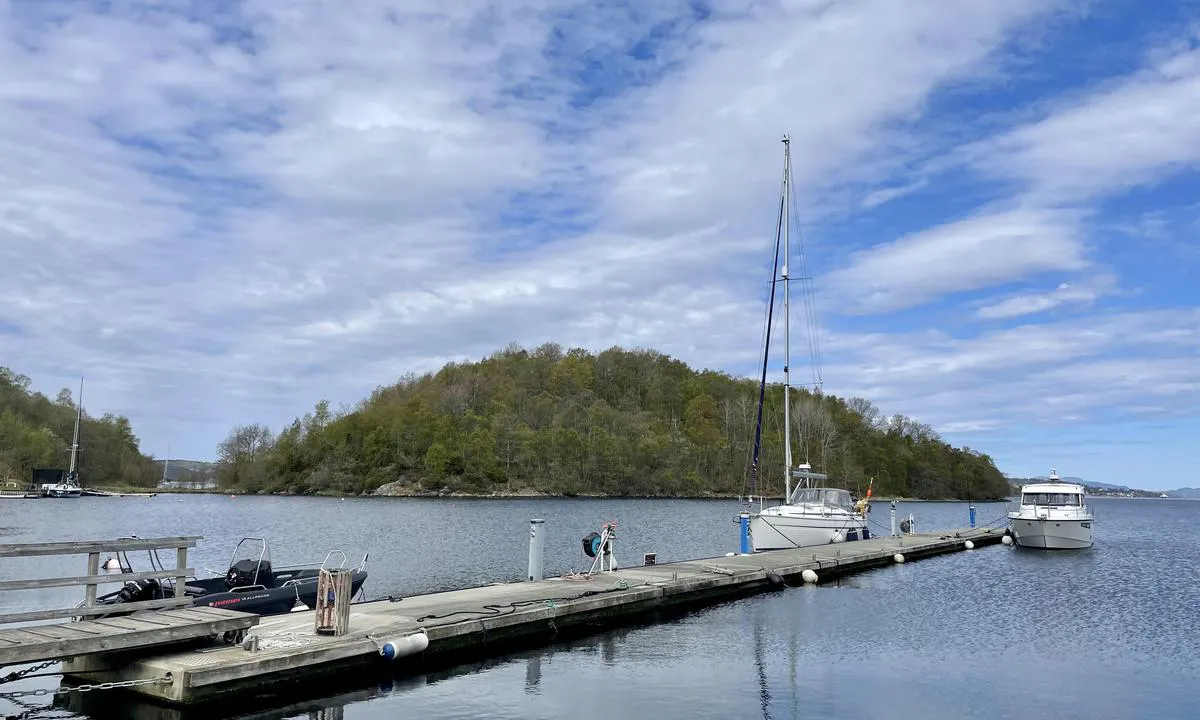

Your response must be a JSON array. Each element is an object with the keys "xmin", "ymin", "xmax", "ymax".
[{"xmin": 378, "ymin": 631, "xmax": 429, "ymax": 661}]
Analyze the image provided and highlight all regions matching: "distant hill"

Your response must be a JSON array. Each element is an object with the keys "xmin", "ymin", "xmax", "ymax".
[
  {"xmin": 215, "ymin": 343, "xmax": 1015, "ymax": 499},
  {"xmin": 1006, "ymin": 475, "xmax": 1167, "ymax": 498},
  {"xmin": 1164, "ymin": 487, "xmax": 1200, "ymax": 499}
]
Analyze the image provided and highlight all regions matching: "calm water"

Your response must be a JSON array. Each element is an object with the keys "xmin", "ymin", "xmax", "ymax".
[{"xmin": 2, "ymin": 495, "xmax": 1197, "ymax": 719}]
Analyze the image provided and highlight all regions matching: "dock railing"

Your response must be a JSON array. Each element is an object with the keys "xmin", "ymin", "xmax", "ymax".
[{"xmin": 0, "ymin": 536, "xmax": 201, "ymax": 624}]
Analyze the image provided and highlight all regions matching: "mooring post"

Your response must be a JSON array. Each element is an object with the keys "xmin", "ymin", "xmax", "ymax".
[
  {"xmin": 527, "ymin": 519, "xmax": 545, "ymax": 582},
  {"xmin": 315, "ymin": 568, "xmax": 353, "ymax": 636},
  {"xmin": 85, "ymin": 552, "xmax": 99, "ymax": 607},
  {"xmin": 738, "ymin": 511, "xmax": 751, "ymax": 554},
  {"xmin": 969, "ymin": 504, "xmax": 976, "ymax": 529},
  {"xmin": 890, "ymin": 501, "xmax": 897, "ymax": 537}
]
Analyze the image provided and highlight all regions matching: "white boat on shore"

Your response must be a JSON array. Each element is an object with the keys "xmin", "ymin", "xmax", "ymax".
[{"xmin": 1007, "ymin": 469, "xmax": 1093, "ymax": 549}]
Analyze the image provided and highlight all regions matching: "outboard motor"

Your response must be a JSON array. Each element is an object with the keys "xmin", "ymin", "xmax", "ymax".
[
  {"xmin": 225, "ymin": 559, "xmax": 274, "ymax": 589},
  {"xmin": 117, "ymin": 578, "xmax": 161, "ymax": 603}
]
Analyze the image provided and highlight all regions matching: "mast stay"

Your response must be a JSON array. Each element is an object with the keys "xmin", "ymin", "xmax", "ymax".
[{"xmin": 747, "ymin": 139, "xmax": 789, "ymax": 502}]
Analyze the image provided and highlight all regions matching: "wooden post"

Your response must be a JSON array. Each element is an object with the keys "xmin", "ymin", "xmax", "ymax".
[
  {"xmin": 314, "ymin": 568, "xmax": 353, "ymax": 636},
  {"xmin": 85, "ymin": 552, "xmax": 99, "ymax": 607},
  {"xmin": 175, "ymin": 546, "xmax": 188, "ymax": 599}
]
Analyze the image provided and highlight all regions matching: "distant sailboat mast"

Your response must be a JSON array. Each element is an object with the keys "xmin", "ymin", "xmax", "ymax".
[
  {"xmin": 67, "ymin": 378, "xmax": 83, "ymax": 486},
  {"xmin": 782, "ymin": 136, "xmax": 794, "ymax": 504},
  {"xmin": 162, "ymin": 442, "xmax": 171, "ymax": 484}
]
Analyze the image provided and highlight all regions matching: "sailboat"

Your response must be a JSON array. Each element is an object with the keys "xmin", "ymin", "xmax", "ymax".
[
  {"xmin": 41, "ymin": 378, "xmax": 85, "ymax": 498},
  {"xmin": 744, "ymin": 136, "xmax": 868, "ymax": 551}
]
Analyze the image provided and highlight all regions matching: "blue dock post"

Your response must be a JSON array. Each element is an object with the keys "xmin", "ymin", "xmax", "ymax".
[
  {"xmin": 738, "ymin": 511, "xmax": 751, "ymax": 554},
  {"xmin": 969, "ymin": 505, "xmax": 976, "ymax": 528}
]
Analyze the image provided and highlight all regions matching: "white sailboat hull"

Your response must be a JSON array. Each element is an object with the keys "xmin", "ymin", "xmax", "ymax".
[
  {"xmin": 1008, "ymin": 517, "xmax": 1093, "ymax": 549},
  {"xmin": 41, "ymin": 483, "xmax": 82, "ymax": 499},
  {"xmin": 749, "ymin": 509, "xmax": 869, "ymax": 551}
]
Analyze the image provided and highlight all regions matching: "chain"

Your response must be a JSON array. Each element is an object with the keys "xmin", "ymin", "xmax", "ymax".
[
  {"xmin": 0, "ymin": 674, "xmax": 172, "ymax": 701},
  {"xmin": 0, "ymin": 661, "xmax": 61, "ymax": 686}
]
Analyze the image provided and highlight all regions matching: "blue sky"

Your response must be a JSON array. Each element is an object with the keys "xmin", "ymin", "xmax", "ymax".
[{"xmin": 2, "ymin": 0, "xmax": 1198, "ymax": 490}]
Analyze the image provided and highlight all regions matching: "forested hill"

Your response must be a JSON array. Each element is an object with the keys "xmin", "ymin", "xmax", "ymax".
[
  {"xmin": 0, "ymin": 367, "xmax": 160, "ymax": 487},
  {"xmin": 217, "ymin": 343, "xmax": 1011, "ymax": 500}
]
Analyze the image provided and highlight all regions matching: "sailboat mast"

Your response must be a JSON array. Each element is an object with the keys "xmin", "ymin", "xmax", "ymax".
[
  {"xmin": 163, "ymin": 442, "xmax": 171, "ymax": 483},
  {"xmin": 68, "ymin": 378, "xmax": 83, "ymax": 479},
  {"xmin": 782, "ymin": 136, "xmax": 793, "ymax": 502}
]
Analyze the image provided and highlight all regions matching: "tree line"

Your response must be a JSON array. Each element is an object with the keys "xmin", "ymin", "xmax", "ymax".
[
  {"xmin": 0, "ymin": 367, "xmax": 160, "ymax": 487},
  {"xmin": 215, "ymin": 343, "xmax": 1012, "ymax": 500}
]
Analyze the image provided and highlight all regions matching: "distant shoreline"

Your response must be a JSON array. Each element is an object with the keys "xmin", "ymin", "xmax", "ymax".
[
  {"xmin": 99, "ymin": 485, "xmax": 1011, "ymax": 502},
  {"xmin": 94, "ymin": 485, "xmax": 1193, "ymax": 501}
]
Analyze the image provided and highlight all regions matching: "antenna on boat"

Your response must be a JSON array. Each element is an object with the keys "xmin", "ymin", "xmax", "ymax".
[{"xmin": 782, "ymin": 135, "xmax": 793, "ymax": 504}]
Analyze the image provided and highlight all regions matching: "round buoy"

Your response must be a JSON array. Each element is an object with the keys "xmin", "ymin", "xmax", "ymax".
[
  {"xmin": 801, "ymin": 569, "xmax": 819, "ymax": 584},
  {"xmin": 831, "ymin": 532, "xmax": 845, "ymax": 543},
  {"xmin": 964, "ymin": 540, "xmax": 975, "ymax": 550},
  {"xmin": 893, "ymin": 553, "xmax": 905, "ymax": 563},
  {"xmin": 103, "ymin": 557, "xmax": 121, "ymax": 570},
  {"xmin": 1002, "ymin": 535, "xmax": 1013, "ymax": 546}
]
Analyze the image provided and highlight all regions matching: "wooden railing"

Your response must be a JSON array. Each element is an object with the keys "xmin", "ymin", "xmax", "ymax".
[{"xmin": 0, "ymin": 536, "xmax": 201, "ymax": 624}]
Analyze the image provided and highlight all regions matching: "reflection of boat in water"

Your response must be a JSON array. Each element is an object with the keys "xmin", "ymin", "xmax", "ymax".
[{"xmin": 80, "ymin": 537, "xmax": 369, "ymax": 619}]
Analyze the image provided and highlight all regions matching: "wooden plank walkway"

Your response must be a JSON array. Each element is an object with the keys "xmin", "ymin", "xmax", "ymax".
[
  {"xmin": 0, "ymin": 607, "xmax": 259, "ymax": 666},
  {"xmin": 61, "ymin": 527, "xmax": 1004, "ymax": 705}
]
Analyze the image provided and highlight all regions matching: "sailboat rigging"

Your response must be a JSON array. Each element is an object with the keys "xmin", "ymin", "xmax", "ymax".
[
  {"xmin": 743, "ymin": 136, "xmax": 867, "ymax": 550},
  {"xmin": 41, "ymin": 378, "xmax": 85, "ymax": 498}
]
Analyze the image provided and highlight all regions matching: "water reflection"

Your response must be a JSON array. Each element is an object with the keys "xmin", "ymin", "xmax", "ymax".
[
  {"xmin": 6, "ymin": 498, "xmax": 1198, "ymax": 720},
  {"xmin": 524, "ymin": 654, "xmax": 542, "ymax": 694}
]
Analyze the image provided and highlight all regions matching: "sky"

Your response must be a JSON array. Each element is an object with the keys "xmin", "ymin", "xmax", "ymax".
[{"xmin": 1, "ymin": 0, "xmax": 1198, "ymax": 490}]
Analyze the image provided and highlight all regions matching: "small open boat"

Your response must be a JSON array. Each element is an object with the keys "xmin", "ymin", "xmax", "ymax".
[{"xmin": 80, "ymin": 537, "xmax": 369, "ymax": 620}]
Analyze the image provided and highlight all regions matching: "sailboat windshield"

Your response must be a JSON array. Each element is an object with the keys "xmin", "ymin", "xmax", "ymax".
[{"xmin": 788, "ymin": 487, "xmax": 854, "ymax": 510}]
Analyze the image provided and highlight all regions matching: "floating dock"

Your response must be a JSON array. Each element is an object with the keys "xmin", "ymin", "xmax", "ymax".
[
  {"xmin": 0, "ymin": 608, "xmax": 257, "ymax": 666},
  {"xmin": 59, "ymin": 527, "xmax": 1004, "ymax": 705}
]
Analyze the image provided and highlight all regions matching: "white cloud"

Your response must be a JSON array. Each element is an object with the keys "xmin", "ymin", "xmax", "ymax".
[
  {"xmin": 824, "ymin": 209, "xmax": 1087, "ymax": 313},
  {"xmin": 4, "ymin": 0, "xmax": 1197, "ymax": 477},
  {"xmin": 861, "ymin": 178, "xmax": 930, "ymax": 209},
  {"xmin": 969, "ymin": 40, "xmax": 1200, "ymax": 203},
  {"xmin": 976, "ymin": 274, "xmax": 1115, "ymax": 319},
  {"xmin": 830, "ymin": 308, "xmax": 1200, "ymax": 414}
]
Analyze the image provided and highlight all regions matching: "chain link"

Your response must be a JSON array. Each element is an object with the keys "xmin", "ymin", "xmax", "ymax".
[
  {"xmin": 0, "ymin": 661, "xmax": 61, "ymax": 686},
  {"xmin": 0, "ymin": 674, "xmax": 172, "ymax": 700}
]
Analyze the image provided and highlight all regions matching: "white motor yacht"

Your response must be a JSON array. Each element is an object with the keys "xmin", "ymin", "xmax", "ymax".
[{"xmin": 1007, "ymin": 469, "xmax": 1093, "ymax": 549}]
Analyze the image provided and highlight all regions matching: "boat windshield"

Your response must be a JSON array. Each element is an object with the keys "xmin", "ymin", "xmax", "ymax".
[
  {"xmin": 788, "ymin": 487, "xmax": 854, "ymax": 511},
  {"xmin": 229, "ymin": 537, "xmax": 270, "ymax": 568},
  {"xmin": 1022, "ymin": 493, "xmax": 1082, "ymax": 506}
]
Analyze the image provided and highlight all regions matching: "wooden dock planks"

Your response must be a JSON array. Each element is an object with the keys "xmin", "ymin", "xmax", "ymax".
[
  {"xmin": 59, "ymin": 527, "xmax": 1003, "ymax": 705},
  {"xmin": 0, "ymin": 607, "xmax": 258, "ymax": 666}
]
